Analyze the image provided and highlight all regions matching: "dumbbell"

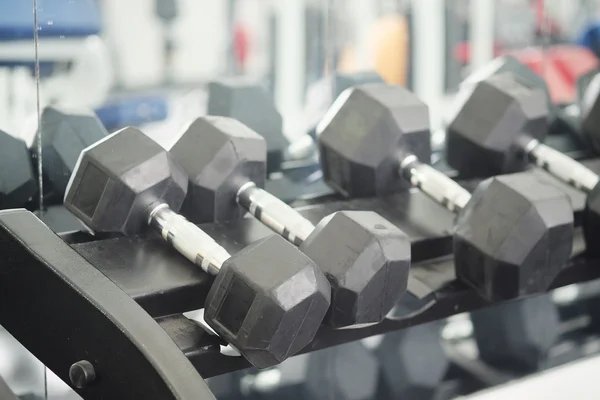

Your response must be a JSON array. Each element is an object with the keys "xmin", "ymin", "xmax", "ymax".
[
  {"xmin": 461, "ymin": 54, "xmax": 597, "ymax": 147},
  {"xmin": 284, "ymin": 71, "xmax": 386, "ymax": 162},
  {"xmin": 470, "ymin": 292, "xmax": 600, "ymax": 372},
  {"xmin": 28, "ymin": 106, "xmax": 108, "ymax": 204},
  {"xmin": 304, "ymin": 71, "xmax": 384, "ymax": 140},
  {"xmin": 572, "ymin": 68, "xmax": 600, "ymax": 152},
  {"xmin": 462, "ymin": 55, "xmax": 561, "ymax": 129},
  {"xmin": 376, "ymin": 321, "xmax": 452, "ymax": 400},
  {"xmin": 470, "ymin": 294, "xmax": 558, "ymax": 372},
  {"xmin": 0, "ymin": 129, "xmax": 36, "ymax": 209},
  {"xmin": 317, "ymin": 83, "xmax": 574, "ymax": 301},
  {"xmin": 170, "ymin": 116, "xmax": 410, "ymax": 328},
  {"xmin": 0, "ymin": 104, "xmax": 104, "ymax": 210},
  {"xmin": 446, "ymin": 71, "xmax": 600, "ymax": 257},
  {"xmin": 545, "ymin": 69, "xmax": 592, "ymax": 142},
  {"xmin": 244, "ymin": 341, "xmax": 380, "ymax": 400},
  {"xmin": 63, "ymin": 127, "xmax": 331, "ymax": 368},
  {"xmin": 207, "ymin": 79, "xmax": 289, "ymax": 173}
]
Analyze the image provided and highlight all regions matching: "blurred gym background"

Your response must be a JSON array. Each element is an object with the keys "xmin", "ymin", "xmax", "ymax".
[{"xmin": 6, "ymin": 0, "xmax": 599, "ymax": 149}]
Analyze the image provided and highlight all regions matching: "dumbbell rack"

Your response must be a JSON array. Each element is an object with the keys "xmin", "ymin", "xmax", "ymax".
[{"xmin": 1, "ymin": 138, "xmax": 600, "ymax": 400}]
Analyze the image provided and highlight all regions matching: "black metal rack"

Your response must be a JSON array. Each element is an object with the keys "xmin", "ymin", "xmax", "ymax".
[{"xmin": 1, "ymin": 152, "xmax": 600, "ymax": 399}]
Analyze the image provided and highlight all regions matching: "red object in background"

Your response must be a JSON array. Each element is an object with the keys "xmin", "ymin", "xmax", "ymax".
[
  {"xmin": 233, "ymin": 23, "xmax": 250, "ymax": 71},
  {"xmin": 547, "ymin": 46, "xmax": 598, "ymax": 86},
  {"xmin": 511, "ymin": 46, "xmax": 598, "ymax": 104},
  {"xmin": 454, "ymin": 42, "xmax": 504, "ymax": 64}
]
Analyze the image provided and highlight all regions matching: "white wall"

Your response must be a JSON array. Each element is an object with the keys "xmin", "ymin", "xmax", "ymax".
[{"xmin": 100, "ymin": 0, "xmax": 228, "ymax": 87}]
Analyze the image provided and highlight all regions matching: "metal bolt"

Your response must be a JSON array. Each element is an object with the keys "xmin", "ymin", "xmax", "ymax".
[{"xmin": 69, "ymin": 360, "xmax": 96, "ymax": 389}]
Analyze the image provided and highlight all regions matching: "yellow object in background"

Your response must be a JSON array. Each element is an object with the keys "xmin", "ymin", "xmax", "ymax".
[
  {"xmin": 337, "ymin": 45, "xmax": 357, "ymax": 74},
  {"xmin": 370, "ymin": 14, "xmax": 409, "ymax": 86},
  {"xmin": 337, "ymin": 14, "xmax": 409, "ymax": 86}
]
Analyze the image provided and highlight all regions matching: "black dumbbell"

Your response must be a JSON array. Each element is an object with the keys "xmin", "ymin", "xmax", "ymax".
[
  {"xmin": 461, "ymin": 55, "xmax": 561, "ymax": 131},
  {"xmin": 558, "ymin": 68, "xmax": 600, "ymax": 157},
  {"xmin": 470, "ymin": 290, "xmax": 600, "ymax": 373},
  {"xmin": 0, "ymin": 130, "xmax": 36, "ymax": 209},
  {"xmin": 546, "ymin": 68, "xmax": 598, "ymax": 142},
  {"xmin": 29, "ymin": 106, "xmax": 108, "ymax": 204},
  {"xmin": 447, "ymin": 282, "xmax": 600, "ymax": 374},
  {"xmin": 284, "ymin": 71, "xmax": 387, "ymax": 162},
  {"xmin": 376, "ymin": 321, "xmax": 452, "ymax": 400},
  {"xmin": 63, "ymin": 127, "xmax": 330, "ymax": 368},
  {"xmin": 495, "ymin": 61, "xmax": 600, "ymax": 153},
  {"xmin": 207, "ymin": 79, "xmax": 289, "ymax": 173},
  {"xmin": 317, "ymin": 83, "xmax": 574, "ymax": 301},
  {"xmin": 470, "ymin": 294, "xmax": 560, "ymax": 372},
  {"xmin": 169, "ymin": 116, "xmax": 411, "ymax": 328},
  {"xmin": 446, "ymin": 71, "xmax": 600, "ymax": 257},
  {"xmin": 304, "ymin": 71, "xmax": 384, "ymax": 141},
  {"xmin": 575, "ymin": 68, "xmax": 600, "ymax": 152},
  {"xmin": 459, "ymin": 55, "xmax": 595, "ymax": 150},
  {"xmin": 245, "ymin": 341, "xmax": 380, "ymax": 400}
]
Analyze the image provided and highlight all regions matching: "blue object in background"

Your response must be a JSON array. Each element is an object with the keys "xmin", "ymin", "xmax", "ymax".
[
  {"xmin": 0, "ymin": 0, "xmax": 101, "ymax": 40},
  {"xmin": 578, "ymin": 22, "xmax": 600, "ymax": 59},
  {"xmin": 95, "ymin": 96, "xmax": 169, "ymax": 132}
]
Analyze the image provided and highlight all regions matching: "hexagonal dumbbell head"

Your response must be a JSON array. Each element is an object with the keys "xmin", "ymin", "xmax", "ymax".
[
  {"xmin": 376, "ymin": 322, "xmax": 449, "ymax": 399},
  {"xmin": 446, "ymin": 72, "xmax": 548, "ymax": 179},
  {"xmin": 204, "ymin": 234, "xmax": 331, "ymax": 368},
  {"xmin": 0, "ymin": 130, "xmax": 36, "ymax": 208},
  {"xmin": 471, "ymin": 294, "xmax": 559, "ymax": 371},
  {"xmin": 300, "ymin": 210, "xmax": 410, "ymax": 327},
  {"xmin": 170, "ymin": 116, "xmax": 266, "ymax": 223},
  {"xmin": 304, "ymin": 71, "xmax": 384, "ymax": 140},
  {"xmin": 305, "ymin": 342, "xmax": 380, "ymax": 400},
  {"xmin": 579, "ymin": 70, "xmax": 600, "ymax": 153},
  {"xmin": 64, "ymin": 127, "xmax": 187, "ymax": 235},
  {"xmin": 455, "ymin": 172, "xmax": 573, "ymax": 300},
  {"xmin": 317, "ymin": 83, "xmax": 431, "ymax": 198},
  {"xmin": 583, "ymin": 182, "xmax": 600, "ymax": 257},
  {"xmin": 207, "ymin": 79, "xmax": 288, "ymax": 173},
  {"xmin": 35, "ymin": 106, "xmax": 108, "ymax": 200},
  {"xmin": 462, "ymin": 55, "xmax": 558, "ymax": 125}
]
